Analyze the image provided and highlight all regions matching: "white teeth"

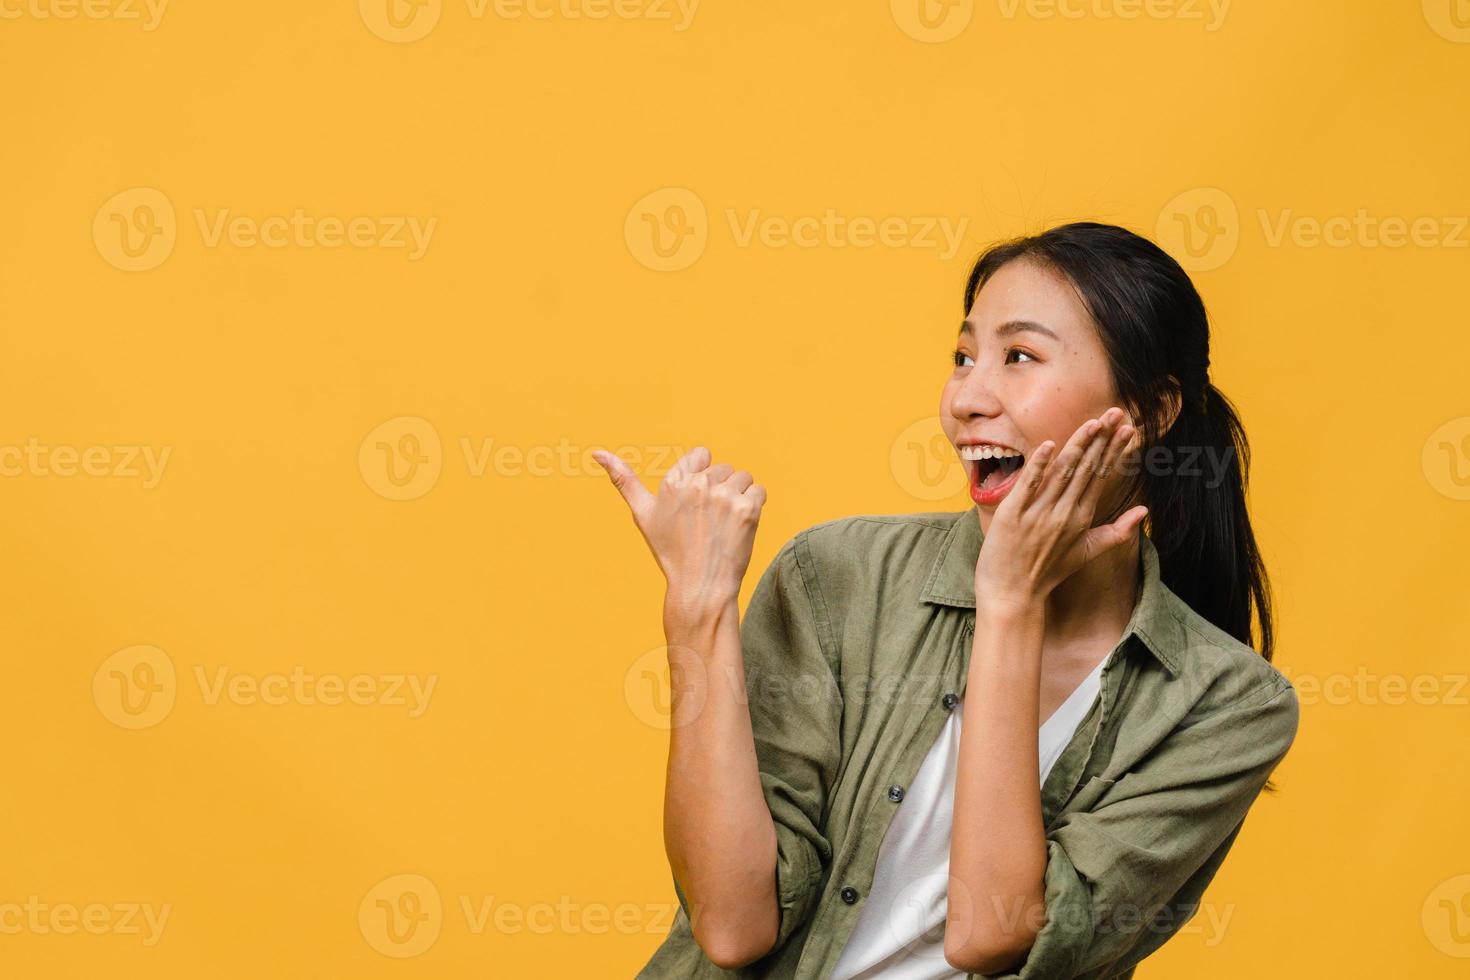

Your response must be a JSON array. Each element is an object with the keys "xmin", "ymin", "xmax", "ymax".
[{"xmin": 958, "ymin": 445, "xmax": 1022, "ymax": 461}]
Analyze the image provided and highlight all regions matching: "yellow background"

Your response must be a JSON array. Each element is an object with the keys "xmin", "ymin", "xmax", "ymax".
[{"xmin": 3, "ymin": 0, "xmax": 1468, "ymax": 976}]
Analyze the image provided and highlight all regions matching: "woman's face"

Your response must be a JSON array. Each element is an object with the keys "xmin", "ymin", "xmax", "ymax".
[{"xmin": 940, "ymin": 256, "xmax": 1135, "ymax": 536}]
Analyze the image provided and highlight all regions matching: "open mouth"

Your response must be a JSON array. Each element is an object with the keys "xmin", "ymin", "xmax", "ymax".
[
  {"xmin": 975, "ymin": 454, "xmax": 1023, "ymax": 491},
  {"xmin": 957, "ymin": 444, "xmax": 1025, "ymax": 500}
]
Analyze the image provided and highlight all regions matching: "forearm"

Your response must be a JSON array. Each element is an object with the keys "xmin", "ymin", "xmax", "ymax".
[
  {"xmin": 662, "ymin": 594, "xmax": 780, "ymax": 968},
  {"xmin": 946, "ymin": 599, "xmax": 1049, "ymax": 973}
]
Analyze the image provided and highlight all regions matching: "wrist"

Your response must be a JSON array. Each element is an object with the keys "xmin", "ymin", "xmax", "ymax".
[
  {"xmin": 974, "ymin": 587, "xmax": 1045, "ymax": 623},
  {"xmin": 663, "ymin": 587, "xmax": 739, "ymax": 635}
]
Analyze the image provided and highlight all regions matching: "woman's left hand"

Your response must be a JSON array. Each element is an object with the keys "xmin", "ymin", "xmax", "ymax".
[{"xmin": 973, "ymin": 406, "xmax": 1148, "ymax": 610}]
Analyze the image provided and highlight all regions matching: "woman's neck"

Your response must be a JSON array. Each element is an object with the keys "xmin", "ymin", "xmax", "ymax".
[{"xmin": 1042, "ymin": 532, "xmax": 1143, "ymax": 651}]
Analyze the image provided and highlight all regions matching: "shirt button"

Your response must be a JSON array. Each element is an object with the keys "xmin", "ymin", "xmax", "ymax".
[
  {"xmin": 942, "ymin": 692, "xmax": 959, "ymax": 710},
  {"xmin": 887, "ymin": 784, "xmax": 905, "ymax": 802},
  {"xmin": 840, "ymin": 886, "xmax": 860, "ymax": 905}
]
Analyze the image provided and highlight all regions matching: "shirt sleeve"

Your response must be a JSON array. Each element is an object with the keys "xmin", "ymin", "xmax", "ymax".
[
  {"xmin": 672, "ymin": 529, "xmax": 844, "ymax": 961},
  {"xmin": 980, "ymin": 675, "xmax": 1301, "ymax": 980}
]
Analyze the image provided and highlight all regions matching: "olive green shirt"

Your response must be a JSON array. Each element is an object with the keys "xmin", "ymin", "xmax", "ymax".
[{"xmin": 636, "ymin": 505, "xmax": 1300, "ymax": 979}]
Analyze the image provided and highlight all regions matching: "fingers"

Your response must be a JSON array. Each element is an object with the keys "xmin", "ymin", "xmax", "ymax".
[
  {"xmin": 1095, "ymin": 418, "xmax": 1138, "ymax": 480},
  {"xmin": 595, "ymin": 444, "xmax": 758, "ymax": 502},
  {"xmin": 667, "ymin": 448, "xmax": 748, "ymax": 490},
  {"xmin": 1033, "ymin": 414, "xmax": 1106, "ymax": 511},
  {"xmin": 1007, "ymin": 439, "xmax": 1057, "ymax": 511},
  {"xmin": 1083, "ymin": 504, "xmax": 1149, "ymax": 555},
  {"xmin": 1086, "ymin": 414, "xmax": 1142, "ymax": 510},
  {"xmin": 591, "ymin": 448, "xmax": 655, "ymax": 523},
  {"xmin": 665, "ymin": 446, "xmax": 712, "ymax": 487},
  {"xmin": 692, "ymin": 462, "xmax": 761, "ymax": 510},
  {"xmin": 1055, "ymin": 409, "xmax": 1126, "ymax": 513},
  {"xmin": 723, "ymin": 468, "xmax": 754, "ymax": 494}
]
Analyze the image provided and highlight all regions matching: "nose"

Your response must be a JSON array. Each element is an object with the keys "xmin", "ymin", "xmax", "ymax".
[{"xmin": 949, "ymin": 363, "xmax": 1002, "ymax": 421}]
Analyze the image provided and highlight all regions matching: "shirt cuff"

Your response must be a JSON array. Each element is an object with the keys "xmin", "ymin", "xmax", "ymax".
[{"xmin": 979, "ymin": 837, "xmax": 1092, "ymax": 979}]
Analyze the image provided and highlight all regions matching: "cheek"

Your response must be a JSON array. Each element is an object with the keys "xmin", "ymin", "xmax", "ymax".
[
  {"xmin": 1017, "ymin": 382, "xmax": 1109, "ymax": 449},
  {"xmin": 1010, "ymin": 393, "xmax": 1075, "ymax": 448}
]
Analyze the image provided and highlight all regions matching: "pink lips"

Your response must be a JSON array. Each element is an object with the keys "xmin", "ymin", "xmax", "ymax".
[{"xmin": 969, "ymin": 453, "xmax": 1023, "ymax": 507}]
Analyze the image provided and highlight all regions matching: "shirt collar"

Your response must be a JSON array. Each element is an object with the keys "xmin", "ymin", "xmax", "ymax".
[{"xmin": 919, "ymin": 505, "xmax": 1184, "ymax": 677}]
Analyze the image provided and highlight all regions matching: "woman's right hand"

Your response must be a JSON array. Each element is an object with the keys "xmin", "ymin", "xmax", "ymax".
[{"xmin": 592, "ymin": 446, "xmax": 767, "ymax": 621}]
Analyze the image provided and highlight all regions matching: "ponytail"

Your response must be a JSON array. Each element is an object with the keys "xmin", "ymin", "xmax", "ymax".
[{"xmin": 1145, "ymin": 381, "xmax": 1274, "ymax": 662}]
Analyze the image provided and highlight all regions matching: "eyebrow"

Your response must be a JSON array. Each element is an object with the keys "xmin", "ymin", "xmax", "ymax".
[{"xmin": 958, "ymin": 319, "xmax": 1061, "ymax": 341}]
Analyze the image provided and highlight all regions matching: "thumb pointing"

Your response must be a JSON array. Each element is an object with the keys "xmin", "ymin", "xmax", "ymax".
[{"xmin": 592, "ymin": 448, "xmax": 654, "ymax": 522}]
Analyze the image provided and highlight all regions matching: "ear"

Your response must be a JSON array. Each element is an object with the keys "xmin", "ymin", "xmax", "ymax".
[
  {"xmin": 1158, "ymin": 376, "xmax": 1183, "ymax": 439},
  {"xmin": 1119, "ymin": 378, "xmax": 1183, "ymax": 445}
]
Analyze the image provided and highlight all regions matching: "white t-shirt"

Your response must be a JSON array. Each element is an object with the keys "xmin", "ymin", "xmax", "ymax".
[{"xmin": 830, "ymin": 655, "xmax": 1108, "ymax": 980}]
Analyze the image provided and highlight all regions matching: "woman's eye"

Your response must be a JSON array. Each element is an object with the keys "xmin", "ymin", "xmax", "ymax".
[
  {"xmin": 1004, "ymin": 347, "xmax": 1036, "ymax": 365},
  {"xmin": 951, "ymin": 348, "xmax": 974, "ymax": 368}
]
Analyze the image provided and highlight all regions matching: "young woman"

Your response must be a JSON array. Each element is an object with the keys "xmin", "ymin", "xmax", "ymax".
[{"xmin": 595, "ymin": 222, "xmax": 1300, "ymax": 979}]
